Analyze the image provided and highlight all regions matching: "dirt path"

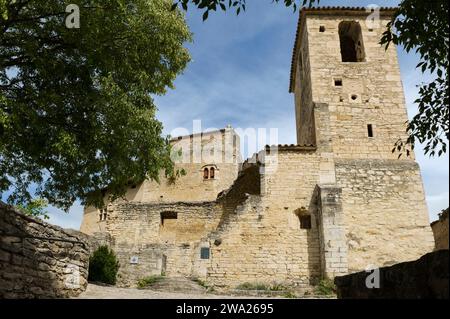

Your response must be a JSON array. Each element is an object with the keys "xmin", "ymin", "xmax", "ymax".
[{"xmin": 76, "ymin": 284, "xmax": 261, "ymax": 299}]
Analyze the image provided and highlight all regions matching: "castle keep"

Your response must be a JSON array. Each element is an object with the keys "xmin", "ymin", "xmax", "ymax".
[{"xmin": 80, "ymin": 7, "xmax": 435, "ymax": 288}]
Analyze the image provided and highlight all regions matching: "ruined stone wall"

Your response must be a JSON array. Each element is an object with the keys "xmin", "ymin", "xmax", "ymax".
[
  {"xmin": 206, "ymin": 150, "xmax": 322, "ymax": 288},
  {"xmin": 0, "ymin": 202, "xmax": 89, "ymax": 298},
  {"xmin": 305, "ymin": 13, "xmax": 412, "ymax": 160},
  {"xmin": 431, "ymin": 209, "xmax": 449, "ymax": 251},
  {"xmin": 335, "ymin": 159, "xmax": 435, "ymax": 273},
  {"xmin": 98, "ymin": 201, "xmax": 221, "ymax": 286}
]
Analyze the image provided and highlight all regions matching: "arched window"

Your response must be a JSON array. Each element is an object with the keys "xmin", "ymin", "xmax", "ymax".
[
  {"xmin": 209, "ymin": 167, "xmax": 215, "ymax": 179},
  {"xmin": 339, "ymin": 21, "xmax": 365, "ymax": 62},
  {"xmin": 203, "ymin": 168, "xmax": 209, "ymax": 180}
]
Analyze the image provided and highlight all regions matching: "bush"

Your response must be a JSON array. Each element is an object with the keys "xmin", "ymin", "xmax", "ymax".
[{"xmin": 88, "ymin": 246, "xmax": 119, "ymax": 285}]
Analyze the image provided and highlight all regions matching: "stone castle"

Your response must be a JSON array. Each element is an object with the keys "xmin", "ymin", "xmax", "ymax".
[{"xmin": 80, "ymin": 7, "xmax": 435, "ymax": 288}]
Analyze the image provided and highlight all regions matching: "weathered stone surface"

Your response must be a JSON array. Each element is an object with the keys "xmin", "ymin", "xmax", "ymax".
[
  {"xmin": 76, "ymin": 7, "xmax": 435, "ymax": 290},
  {"xmin": 431, "ymin": 209, "xmax": 449, "ymax": 251},
  {"xmin": 334, "ymin": 250, "xmax": 449, "ymax": 299},
  {"xmin": 0, "ymin": 202, "xmax": 90, "ymax": 298}
]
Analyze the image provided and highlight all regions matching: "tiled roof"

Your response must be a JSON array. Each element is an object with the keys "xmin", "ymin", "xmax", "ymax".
[{"xmin": 288, "ymin": 6, "xmax": 398, "ymax": 93}]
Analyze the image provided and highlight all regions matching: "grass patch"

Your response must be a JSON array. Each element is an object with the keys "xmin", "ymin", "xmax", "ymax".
[
  {"xmin": 137, "ymin": 275, "xmax": 165, "ymax": 289},
  {"xmin": 282, "ymin": 291, "xmax": 297, "ymax": 299},
  {"xmin": 236, "ymin": 282, "xmax": 289, "ymax": 291},
  {"xmin": 314, "ymin": 279, "xmax": 336, "ymax": 296},
  {"xmin": 236, "ymin": 282, "xmax": 269, "ymax": 291}
]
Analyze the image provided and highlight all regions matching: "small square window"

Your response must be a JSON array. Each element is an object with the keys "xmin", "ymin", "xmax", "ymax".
[
  {"xmin": 334, "ymin": 79, "xmax": 343, "ymax": 86},
  {"xmin": 300, "ymin": 215, "xmax": 312, "ymax": 229},
  {"xmin": 200, "ymin": 247, "xmax": 210, "ymax": 259},
  {"xmin": 319, "ymin": 26, "xmax": 326, "ymax": 32}
]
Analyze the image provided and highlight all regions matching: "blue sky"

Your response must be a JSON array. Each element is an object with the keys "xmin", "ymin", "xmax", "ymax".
[{"xmin": 17, "ymin": 0, "xmax": 450, "ymax": 229}]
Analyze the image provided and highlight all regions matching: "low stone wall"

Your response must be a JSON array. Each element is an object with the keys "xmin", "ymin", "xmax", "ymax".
[
  {"xmin": 0, "ymin": 202, "xmax": 90, "ymax": 298},
  {"xmin": 334, "ymin": 250, "xmax": 449, "ymax": 299}
]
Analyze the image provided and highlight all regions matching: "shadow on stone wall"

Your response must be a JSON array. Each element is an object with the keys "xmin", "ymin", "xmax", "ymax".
[
  {"xmin": 334, "ymin": 250, "xmax": 449, "ymax": 299},
  {"xmin": 0, "ymin": 202, "xmax": 90, "ymax": 298}
]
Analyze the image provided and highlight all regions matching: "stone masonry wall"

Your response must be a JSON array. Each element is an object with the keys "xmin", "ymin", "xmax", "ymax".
[
  {"xmin": 0, "ymin": 202, "xmax": 89, "ymax": 298},
  {"xmin": 431, "ymin": 209, "xmax": 449, "ymax": 251},
  {"xmin": 335, "ymin": 159, "xmax": 435, "ymax": 273},
  {"xmin": 101, "ymin": 201, "xmax": 221, "ymax": 287},
  {"xmin": 206, "ymin": 150, "xmax": 322, "ymax": 288},
  {"xmin": 81, "ymin": 128, "xmax": 241, "ymax": 236}
]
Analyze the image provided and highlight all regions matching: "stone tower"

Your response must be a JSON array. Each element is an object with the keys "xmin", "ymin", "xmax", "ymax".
[
  {"xmin": 289, "ymin": 7, "xmax": 435, "ymax": 276},
  {"xmin": 290, "ymin": 7, "xmax": 410, "ymax": 160}
]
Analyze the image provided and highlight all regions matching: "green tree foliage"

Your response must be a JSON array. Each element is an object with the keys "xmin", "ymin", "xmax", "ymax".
[
  {"xmin": 88, "ymin": 245, "xmax": 119, "ymax": 285},
  {"xmin": 0, "ymin": 0, "xmax": 192, "ymax": 210},
  {"xmin": 171, "ymin": 0, "xmax": 317, "ymax": 20},
  {"xmin": 380, "ymin": 1, "xmax": 449, "ymax": 157},
  {"xmin": 16, "ymin": 197, "xmax": 49, "ymax": 220},
  {"xmin": 174, "ymin": 0, "xmax": 449, "ymax": 157}
]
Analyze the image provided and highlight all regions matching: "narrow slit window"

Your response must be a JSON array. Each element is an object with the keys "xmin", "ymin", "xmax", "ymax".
[
  {"xmin": 209, "ymin": 167, "xmax": 215, "ymax": 179},
  {"xmin": 367, "ymin": 124, "xmax": 374, "ymax": 137},
  {"xmin": 203, "ymin": 168, "xmax": 209, "ymax": 180}
]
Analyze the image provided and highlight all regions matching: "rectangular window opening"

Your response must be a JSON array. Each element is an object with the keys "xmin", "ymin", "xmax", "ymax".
[
  {"xmin": 161, "ymin": 212, "xmax": 178, "ymax": 226},
  {"xmin": 299, "ymin": 215, "xmax": 312, "ymax": 229},
  {"xmin": 334, "ymin": 79, "xmax": 343, "ymax": 86},
  {"xmin": 367, "ymin": 124, "xmax": 374, "ymax": 138},
  {"xmin": 200, "ymin": 247, "xmax": 210, "ymax": 259}
]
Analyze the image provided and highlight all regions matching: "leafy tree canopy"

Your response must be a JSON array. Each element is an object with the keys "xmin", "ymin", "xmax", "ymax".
[
  {"xmin": 174, "ymin": 0, "xmax": 449, "ymax": 157},
  {"xmin": 1, "ymin": 0, "xmax": 192, "ymax": 210},
  {"xmin": 16, "ymin": 197, "xmax": 49, "ymax": 220}
]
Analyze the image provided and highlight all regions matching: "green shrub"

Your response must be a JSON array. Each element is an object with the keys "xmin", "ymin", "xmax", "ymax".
[
  {"xmin": 314, "ymin": 279, "xmax": 336, "ymax": 296},
  {"xmin": 137, "ymin": 275, "xmax": 165, "ymax": 289},
  {"xmin": 88, "ymin": 246, "xmax": 119, "ymax": 285}
]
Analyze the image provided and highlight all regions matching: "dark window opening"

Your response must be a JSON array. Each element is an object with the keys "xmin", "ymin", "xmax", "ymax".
[
  {"xmin": 99, "ymin": 209, "xmax": 107, "ymax": 221},
  {"xmin": 161, "ymin": 212, "xmax": 177, "ymax": 226},
  {"xmin": 334, "ymin": 79, "xmax": 343, "ymax": 86},
  {"xmin": 299, "ymin": 215, "xmax": 312, "ymax": 229},
  {"xmin": 319, "ymin": 26, "xmax": 326, "ymax": 32},
  {"xmin": 351, "ymin": 94, "xmax": 358, "ymax": 101},
  {"xmin": 367, "ymin": 124, "xmax": 374, "ymax": 138},
  {"xmin": 339, "ymin": 21, "xmax": 366, "ymax": 62},
  {"xmin": 203, "ymin": 168, "xmax": 209, "ymax": 180},
  {"xmin": 200, "ymin": 247, "xmax": 210, "ymax": 259},
  {"xmin": 209, "ymin": 167, "xmax": 215, "ymax": 179}
]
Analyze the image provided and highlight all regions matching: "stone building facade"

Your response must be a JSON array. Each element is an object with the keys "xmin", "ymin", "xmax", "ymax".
[{"xmin": 80, "ymin": 7, "xmax": 435, "ymax": 288}]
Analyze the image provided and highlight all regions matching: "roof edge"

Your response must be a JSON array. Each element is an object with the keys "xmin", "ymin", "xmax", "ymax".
[{"xmin": 289, "ymin": 6, "xmax": 398, "ymax": 93}]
